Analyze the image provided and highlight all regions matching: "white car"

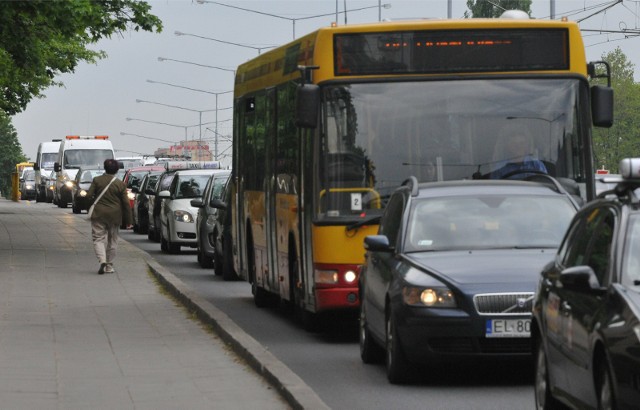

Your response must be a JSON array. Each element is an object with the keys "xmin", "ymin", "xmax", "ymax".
[{"xmin": 159, "ymin": 168, "xmax": 226, "ymax": 253}]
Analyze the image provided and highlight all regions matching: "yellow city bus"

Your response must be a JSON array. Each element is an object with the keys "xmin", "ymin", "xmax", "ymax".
[{"xmin": 228, "ymin": 13, "xmax": 613, "ymax": 326}]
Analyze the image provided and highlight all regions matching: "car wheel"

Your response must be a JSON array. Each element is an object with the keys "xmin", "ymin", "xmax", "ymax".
[
  {"xmin": 165, "ymin": 225, "xmax": 180, "ymax": 254},
  {"xmin": 360, "ymin": 300, "xmax": 384, "ymax": 364},
  {"xmin": 386, "ymin": 311, "xmax": 410, "ymax": 384},
  {"xmin": 213, "ymin": 234, "xmax": 224, "ymax": 276},
  {"xmin": 72, "ymin": 202, "xmax": 80, "ymax": 214},
  {"xmin": 221, "ymin": 233, "xmax": 239, "ymax": 281},
  {"xmin": 534, "ymin": 338, "xmax": 563, "ymax": 410},
  {"xmin": 198, "ymin": 242, "xmax": 213, "ymax": 269},
  {"xmin": 597, "ymin": 355, "xmax": 616, "ymax": 410},
  {"xmin": 160, "ymin": 235, "xmax": 168, "ymax": 252}
]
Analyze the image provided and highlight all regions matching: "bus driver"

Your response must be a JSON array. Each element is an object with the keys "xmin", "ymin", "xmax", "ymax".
[{"xmin": 489, "ymin": 130, "xmax": 547, "ymax": 179}]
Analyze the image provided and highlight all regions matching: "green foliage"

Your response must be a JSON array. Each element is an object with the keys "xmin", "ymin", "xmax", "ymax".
[
  {"xmin": 0, "ymin": 112, "xmax": 28, "ymax": 197},
  {"xmin": 0, "ymin": 0, "xmax": 162, "ymax": 115},
  {"xmin": 591, "ymin": 47, "xmax": 640, "ymax": 173},
  {"xmin": 464, "ymin": 0, "xmax": 532, "ymax": 18}
]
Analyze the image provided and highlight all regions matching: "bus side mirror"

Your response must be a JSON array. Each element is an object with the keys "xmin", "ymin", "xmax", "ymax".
[
  {"xmin": 591, "ymin": 85, "xmax": 613, "ymax": 128},
  {"xmin": 296, "ymin": 84, "xmax": 319, "ymax": 129},
  {"xmin": 54, "ymin": 163, "xmax": 61, "ymax": 172},
  {"xmin": 33, "ymin": 163, "xmax": 40, "ymax": 171}
]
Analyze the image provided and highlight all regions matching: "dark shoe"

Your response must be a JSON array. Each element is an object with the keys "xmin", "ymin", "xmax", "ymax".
[{"xmin": 98, "ymin": 263, "xmax": 106, "ymax": 275}]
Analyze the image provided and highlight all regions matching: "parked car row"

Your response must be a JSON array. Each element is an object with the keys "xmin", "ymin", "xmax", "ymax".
[{"xmin": 127, "ymin": 161, "xmax": 235, "ymax": 280}]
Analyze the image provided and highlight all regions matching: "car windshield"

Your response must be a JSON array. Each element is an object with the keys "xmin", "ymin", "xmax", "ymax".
[
  {"xmin": 80, "ymin": 170, "xmax": 103, "ymax": 183},
  {"xmin": 622, "ymin": 214, "xmax": 640, "ymax": 287},
  {"xmin": 127, "ymin": 171, "xmax": 149, "ymax": 189},
  {"xmin": 174, "ymin": 174, "xmax": 210, "ymax": 199},
  {"xmin": 405, "ymin": 194, "xmax": 576, "ymax": 252},
  {"xmin": 23, "ymin": 170, "xmax": 35, "ymax": 180}
]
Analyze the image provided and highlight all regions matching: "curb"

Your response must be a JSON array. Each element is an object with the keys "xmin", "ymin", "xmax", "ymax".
[{"xmin": 143, "ymin": 256, "xmax": 330, "ymax": 410}]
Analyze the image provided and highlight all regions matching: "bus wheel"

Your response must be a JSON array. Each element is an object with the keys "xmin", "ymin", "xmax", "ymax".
[{"xmin": 248, "ymin": 241, "xmax": 270, "ymax": 307}]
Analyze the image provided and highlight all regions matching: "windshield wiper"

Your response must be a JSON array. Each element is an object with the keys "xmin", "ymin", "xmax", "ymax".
[{"xmin": 346, "ymin": 215, "xmax": 381, "ymax": 232}]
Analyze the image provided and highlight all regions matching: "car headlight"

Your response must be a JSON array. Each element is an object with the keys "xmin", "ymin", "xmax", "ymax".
[
  {"xmin": 402, "ymin": 286, "xmax": 457, "ymax": 308},
  {"xmin": 79, "ymin": 190, "xmax": 87, "ymax": 197},
  {"xmin": 174, "ymin": 210, "xmax": 194, "ymax": 223},
  {"xmin": 65, "ymin": 181, "xmax": 74, "ymax": 188},
  {"xmin": 49, "ymin": 185, "xmax": 55, "ymax": 191},
  {"xmin": 25, "ymin": 184, "xmax": 33, "ymax": 189},
  {"xmin": 127, "ymin": 192, "xmax": 136, "ymax": 200}
]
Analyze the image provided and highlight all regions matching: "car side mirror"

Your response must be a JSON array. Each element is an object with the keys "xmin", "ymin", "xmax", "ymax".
[
  {"xmin": 559, "ymin": 265, "xmax": 606, "ymax": 293},
  {"xmin": 158, "ymin": 190, "xmax": 171, "ymax": 199},
  {"xmin": 190, "ymin": 198, "xmax": 204, "ymax": 208},
  {"xmin": 210, "ymin": 198, "xmax": 227, "ymax": 210},
  {"xmin": 364, "ymin": 235, "xmax": 393, "ymax": 253}
]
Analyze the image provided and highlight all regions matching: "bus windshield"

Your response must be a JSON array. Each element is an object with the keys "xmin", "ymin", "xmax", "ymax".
[{"xmin": 317, "ymin": 78, "xmax": 585, "ymax": 222}]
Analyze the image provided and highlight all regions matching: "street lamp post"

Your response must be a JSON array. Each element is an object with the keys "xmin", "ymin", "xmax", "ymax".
[
  {"xmin": 135, "ymin": 99, "xmax": 217, "ymax": 159},
  {"xmin": 174, "ymin": 31, "xmax": 276, "ymax": 54},
  {"xmin": 143, "ymin": 80, "xmax": 233, "ymax": 161},
  {"xmin": 125, "ymin": 117, "xmax": 190, "ymax": 140},
  {"xmin": 195, "ymin": 0, "xmax": 391, "ymax": 39},
  {"xmin": 119, "ymin": 131, "xmax": 176, "ymax": 144},
  {"xmin": 157, "ymin": 57, "xmax": 236, "ymax": 77}
]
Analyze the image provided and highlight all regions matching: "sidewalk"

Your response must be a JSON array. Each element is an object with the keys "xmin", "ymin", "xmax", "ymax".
[{"xmin": 0, "ymin": 199, "xmax": 299, "ymax": 409}]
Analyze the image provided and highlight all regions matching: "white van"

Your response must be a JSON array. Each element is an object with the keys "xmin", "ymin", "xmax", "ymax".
[
  {"xmin": 54, "ymin": 135, "xmax": 115, "ymax": 208},
  {"xmin": 33, "ymin": 140, "xmax": 62, "ymax": 202}
]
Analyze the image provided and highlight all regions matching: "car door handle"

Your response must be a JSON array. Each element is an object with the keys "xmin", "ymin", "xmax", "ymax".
[{"xmin": 560, "ymin": 301, "xmax": 572, "ymax": 315}]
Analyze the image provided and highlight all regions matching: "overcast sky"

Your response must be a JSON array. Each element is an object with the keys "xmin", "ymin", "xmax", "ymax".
[{"xmin": 12, "ymin": 0, "xmax": 640, "ymax": 168}]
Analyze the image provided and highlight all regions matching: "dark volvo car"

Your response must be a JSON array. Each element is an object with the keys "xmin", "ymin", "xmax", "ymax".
[
  {"xmin": 359, "ymin": 177, "xmax": 578, "ymax": 383},
  {"xmin": 533, "ymin": 159, "xmax": 640, "ymax": 410}
]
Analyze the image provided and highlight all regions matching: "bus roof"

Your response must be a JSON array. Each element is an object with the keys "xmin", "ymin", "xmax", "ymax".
[{"xmin": 235, "ymin": 17, "xmax": 586, "ymax": 97}]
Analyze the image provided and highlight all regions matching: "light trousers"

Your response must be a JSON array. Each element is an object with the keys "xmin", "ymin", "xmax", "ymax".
[{"xmin": 91, "ymin": 220, "xmax": 120, "ymax": 265}]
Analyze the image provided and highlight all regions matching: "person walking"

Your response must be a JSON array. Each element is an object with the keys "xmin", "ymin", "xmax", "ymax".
[{"xmin": 87, "ymin": 159, "xmax": 133, "ymax": 274}]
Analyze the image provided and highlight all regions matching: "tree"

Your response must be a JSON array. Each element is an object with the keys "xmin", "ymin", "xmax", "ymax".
[
  {"xmin": 0, "ymin": 112, "xmax": 28, "ymax": 197},
  {"xmin": 591, "ymin": 47, "xmax": 640, "ymax": 173},
  {"xmin": 0, "ymin": 0, "xmax": 162, "ymax": 115},
  {"xmin": 464, "ymin": 0, "xmax": 532, "ymax": 18}
]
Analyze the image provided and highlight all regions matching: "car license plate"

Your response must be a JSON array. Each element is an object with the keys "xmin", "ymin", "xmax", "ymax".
[{"xmin": 485, "ymin": 319, "xmax": 530, "ymax": 338}]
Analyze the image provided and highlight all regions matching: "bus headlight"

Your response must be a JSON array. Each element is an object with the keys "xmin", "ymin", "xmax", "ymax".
[
  {"xmin": 402, "ymin": 287, "xmax": 456, "ymax": 308},
  {"xmin": 316, "ymin": 269, "xmax": 338, "ymax": 284},
  {"xmin": 174, "ymin": 210, "xmax": 194, "ymax": 223},
  {"xmin": 344, "ymin": 270, "xmax": 357, "ymax": 283}
]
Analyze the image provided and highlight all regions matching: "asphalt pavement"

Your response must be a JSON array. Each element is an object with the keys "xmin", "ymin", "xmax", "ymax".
[{"xmin": 0, "ymin": 199, "xmax": 328, "ymax": 409}]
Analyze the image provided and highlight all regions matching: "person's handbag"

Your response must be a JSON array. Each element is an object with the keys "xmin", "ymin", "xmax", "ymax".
[{"xmin": 87, "ymin": 176, "xmax": 116, "ymax": 219}]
